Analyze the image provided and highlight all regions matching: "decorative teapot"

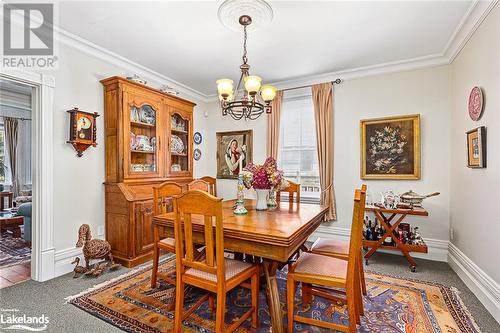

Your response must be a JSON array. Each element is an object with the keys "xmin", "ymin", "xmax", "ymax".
[{"xmin": 380, "ymin": 190, "xmax": 400, "ymax": 209}]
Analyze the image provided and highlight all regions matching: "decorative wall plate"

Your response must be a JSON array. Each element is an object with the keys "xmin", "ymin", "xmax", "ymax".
[
  {"xmin": 171, "ymin": 164, "xmax": 181, "ymax": 172},
  {"xmin": 468, "ymin": 86, "xmax": 483, "ymax": 121},
  {"xmin": 194, "ymin": 132, "xmax": 202, "ymax": 145},
  {"xmin": 194, "ymin": 148, "xmax": 202, "ymax": 161}
]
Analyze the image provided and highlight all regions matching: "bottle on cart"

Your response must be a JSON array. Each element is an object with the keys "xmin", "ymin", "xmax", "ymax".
[{"xmin": 365, "ymin": 221, "xmax": 373, "ymax": 241}]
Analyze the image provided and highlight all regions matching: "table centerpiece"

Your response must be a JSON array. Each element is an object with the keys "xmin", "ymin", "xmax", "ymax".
[{"xmin": 243, "ymin": 157, "xmax": 287, "ymax": 210}]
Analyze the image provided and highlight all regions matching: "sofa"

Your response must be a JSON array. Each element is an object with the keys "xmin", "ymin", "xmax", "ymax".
[{"xmin": 17, "ymin": 202, "xmax": 32, "ymax": 242}]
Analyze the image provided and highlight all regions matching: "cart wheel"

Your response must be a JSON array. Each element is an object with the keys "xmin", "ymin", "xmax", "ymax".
[
  {"xmin": 410, "ymin": 266, "xmax": 416, "ymax": 273},
  {"xmin": 365, "ymin": 259, "xmax": 369, "ymax": 266}
]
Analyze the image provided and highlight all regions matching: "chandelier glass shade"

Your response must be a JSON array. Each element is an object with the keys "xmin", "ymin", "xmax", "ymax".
[{"xmin": 216, "ymin": 15, "xmax": 277, "ymax": 120}]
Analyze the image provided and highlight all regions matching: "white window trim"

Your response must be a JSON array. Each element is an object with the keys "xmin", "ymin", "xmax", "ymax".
[{"xmin": 279, "ymin": 93, "xmax": 321, "ymax": 203}]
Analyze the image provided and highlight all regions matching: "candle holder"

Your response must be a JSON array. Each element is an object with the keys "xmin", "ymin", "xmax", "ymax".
[{"xmin": 233, "ymin": 173, "xmax": 248, "ymax": 215}]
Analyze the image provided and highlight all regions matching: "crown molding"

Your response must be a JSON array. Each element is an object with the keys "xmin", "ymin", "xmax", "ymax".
[
  {"xmin": 443, "ymin": 0, "xmax": 498, "ymax": 62},
  {"xmin": 53, "ymin": 26, "xmax": 211, "ymax": 103},
  {"xmin": 53, "ymin": 0, "xmax": 496, "ymax": 103},
  {"xmin": 205, "ymin": 0, "xmax": 497, "ymax": 101}
]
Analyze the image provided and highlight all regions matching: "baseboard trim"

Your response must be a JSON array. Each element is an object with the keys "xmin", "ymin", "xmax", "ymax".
[
  {"xmin": 448, "ymin": 243, "xmax": 500, "ymax": 324},
  {"xmin": 310, "ymin": 225, "xmax": 449, "ymax": 262},
  {"xmin": 54, "ymin": 247, "xmax": 83, "ymax": 278}
]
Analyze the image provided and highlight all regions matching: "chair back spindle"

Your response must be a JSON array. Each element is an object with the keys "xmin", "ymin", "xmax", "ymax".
[
  {"xmin": 153, "ymin": 181, "xmax": 183, "ymax": 216},
  {"xmin": 200, "ymin": 176, "xmax": 217, "ymax": 196},
  {"xmin": 187, "ymin": 179, "xmax": 211, "ymax": 193},
  {"xmin": 277, "ymin": 180, "xmax": 301, "ymax": 204},
  {"xmin": 174, "ymin": 190, "xmax": 224, "ymax": 279},
  {"xmin": 346, "ymin": 187, "xmax": 367, "ymax": 289}
]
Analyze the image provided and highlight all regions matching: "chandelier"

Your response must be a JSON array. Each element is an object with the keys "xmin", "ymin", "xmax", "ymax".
[{"xmin": 216, "ymin": 15, "xmax": 277, "ymax": 120}]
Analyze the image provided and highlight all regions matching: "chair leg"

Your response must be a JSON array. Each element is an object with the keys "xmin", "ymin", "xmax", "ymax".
[
  {"xmin": 287, "ymin": 274, "xmax": 295, "ymax": 333},
  {"xmin": 358, "ymin": 250, "xmax": 367, "ymax": 295},
  {"xmin": 301, "ymin": 282, "xmax": 312, "ymax": 306},
  {"xmin": 251, "ymin": 268, "xmax": 260, "ymax": 329},
  {"xmin": 346, "ymin": 288, "xmax": 358, "ymax": 333},
  {"xmin": 208, "ymin": 295, "xmax": 215, "ymax": 313},
  {"xmin": 174, "ymin": 277, "xmax": 185, "ymax": 332},
  {"xmin": 215, "ymin": 291, "xmax": 226, "ymax": 333},
  {"xmin": 150, "ymin": 228, "xmax": 160, "ymax": 288}
]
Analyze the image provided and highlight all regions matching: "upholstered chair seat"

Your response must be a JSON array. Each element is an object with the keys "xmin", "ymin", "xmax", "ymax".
[
  {"xmin": 311, "ymin": 238, "xmax": 349, "ymax": 256},
  {"xmin": 185, "ymin": 258, "xmax": 252, "ymax": 282},
  {"xmin": 294, "ymin": 252, "xmax": 348, "ymax": 278}
]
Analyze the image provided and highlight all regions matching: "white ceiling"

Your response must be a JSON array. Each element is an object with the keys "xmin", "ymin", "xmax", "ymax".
[{"xmin": 58, "ymin": 1, "xmax": 473, "ymax": 96}]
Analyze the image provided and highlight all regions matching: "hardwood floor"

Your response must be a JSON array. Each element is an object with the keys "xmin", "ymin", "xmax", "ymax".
[{"xmin": 0, "ymin": 262, "xmax": 31, "ymax": 288}]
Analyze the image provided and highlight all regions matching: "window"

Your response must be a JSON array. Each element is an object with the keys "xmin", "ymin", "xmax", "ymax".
[{"xmin": 278, "ymin": 96, "xmax": 320, "ymax": 200}]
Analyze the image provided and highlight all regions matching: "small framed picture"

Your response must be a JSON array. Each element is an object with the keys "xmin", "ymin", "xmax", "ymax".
[{"xmin": 466, "ymin": 126, "xmax": 486, "ymax": 168}]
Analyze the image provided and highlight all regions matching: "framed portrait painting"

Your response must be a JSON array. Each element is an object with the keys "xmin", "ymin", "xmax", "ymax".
[
  {"xmin": 216, "ymin": 130, "xmax": 253, "ymax": 179},
  {"xmin": 466, "ymin": 126, "xmax": 486, "ymax": 168},
  {"xmin": 360, "ymin": 114, "xmax": 421, "ymax": 180}
]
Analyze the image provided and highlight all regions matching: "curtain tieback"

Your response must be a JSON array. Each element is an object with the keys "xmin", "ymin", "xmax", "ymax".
[{"xmin": 321, "ymin": 184, "xmax": 332, "ymax": 194}]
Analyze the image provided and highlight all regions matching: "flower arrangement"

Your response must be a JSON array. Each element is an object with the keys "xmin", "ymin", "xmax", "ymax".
[
  {"xmin": 369, "ymin": 126, "xmax": 408, "ymax": 173},
  {"xmin": 243, "ymin": 157, "xmax": 286, "ymax": 190}
]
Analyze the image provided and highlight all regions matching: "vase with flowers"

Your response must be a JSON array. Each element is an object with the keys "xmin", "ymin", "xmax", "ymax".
[{"xmin": 243, "ymin": 157, "xmax": 287, "ymax": 211}]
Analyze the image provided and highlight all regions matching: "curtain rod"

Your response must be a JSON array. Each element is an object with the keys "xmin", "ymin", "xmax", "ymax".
[
  {"xmin": 0, "ymin": 115, "xmax": 31, "ymax": 121},
  {"xmin": 281, "ymin": 78, "xmax": 342, "ymax": 92}
]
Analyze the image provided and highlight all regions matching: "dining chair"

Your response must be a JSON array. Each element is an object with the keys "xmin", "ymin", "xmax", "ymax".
[
  {"xmin": 187, "ymin": 179, "xmax": 210, "ymax": 193},
  {"xmin": 200, "ymin": 176, "xmax": 217, "ymax": 196},
  {"xmin": 308, "ymin": 184, "xmax": 368, "ymax": 295},
  {"xmin": 276, "ymin": 180, "xmax": 300, "ymax": 204},
  {"xmin": 287, "ymin": 187, "xmax": 366, "ymax": 332},
  {"xmin": 150, "ymin": 181, "xmax": 183, "ymax": 288},
  {"xmin": 173, "ymin": 190, "xmax": 260, "ymax": 333}
]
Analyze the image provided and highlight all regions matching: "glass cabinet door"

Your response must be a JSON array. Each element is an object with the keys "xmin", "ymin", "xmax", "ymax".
[
  {"xmin": 169, "ymin": 111, "xmax": 191, "ymax": 175},
  {"xmin": 128, "ymin": 103, "xmax": 159, "ymax": 177}
]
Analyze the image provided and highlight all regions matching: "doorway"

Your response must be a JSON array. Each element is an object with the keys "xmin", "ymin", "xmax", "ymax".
[{"xmin": 0, "ymin": 78, "xmax": 33, "ymax": 288}]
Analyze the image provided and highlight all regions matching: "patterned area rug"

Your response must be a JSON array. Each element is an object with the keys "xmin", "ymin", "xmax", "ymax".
[
  {"xmin": 68, "ymin": 256, "xmax": 481, "ymax": 333},
  {"xmin": 0, "ymin": 231, "xmax": 31, "ymax": 268}
]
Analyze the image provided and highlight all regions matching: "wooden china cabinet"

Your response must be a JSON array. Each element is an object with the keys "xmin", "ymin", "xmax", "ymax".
[{"xmin": 101, "ymin": 76, "xmax": 195, "ymax": 267}]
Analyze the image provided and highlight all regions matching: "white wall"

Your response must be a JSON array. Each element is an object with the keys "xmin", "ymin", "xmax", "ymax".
[
  {"xmin": 205, "ymin": 66, "xmax": 452, "ymax": 243},
  {"xmin": 43, "ymin": 44, "xmax": 208, "ymax": 253},
  {"xmin": 450, "ymin": 5, "xmax": 499, "ymax": 283}
]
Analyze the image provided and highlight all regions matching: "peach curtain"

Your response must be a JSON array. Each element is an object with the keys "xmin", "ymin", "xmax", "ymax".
[
  {"xmin": 266, "ymin": 90, "xmax": 283, "ymax": 159},
  {"xmin": 311, "ymin": 83, "xmax": 337, "ymax": 220}
]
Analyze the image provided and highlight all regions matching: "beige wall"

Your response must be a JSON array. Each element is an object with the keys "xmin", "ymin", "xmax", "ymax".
[
  {"xmin": 205, "ymin": 65, "xmax": 452, "ymax": 243},
  {"xmin": 450, "ymin": 5, "xmax": 500, "ymax": 282}
]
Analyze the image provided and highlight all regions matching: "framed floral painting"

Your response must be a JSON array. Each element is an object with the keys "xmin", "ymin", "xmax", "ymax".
[
  {"xmin": 360, "ymin": 114, "xmax": 421, "ymax": 179},
  {"xmin": 466, "ymin": 126, "xmax": 486, "ymax": 168},
  {"xmin": 216, "ymin": 130, "xmax": 253, "ymax": 179}
]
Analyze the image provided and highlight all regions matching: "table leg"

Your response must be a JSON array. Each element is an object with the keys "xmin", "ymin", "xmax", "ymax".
[
  {"xmin": 12, "ymin": 226, "xmax": 21, "ymax": 238},
  {"xmin": 263, "ymin": 259, "xmax": 283, "ymax": 333}
]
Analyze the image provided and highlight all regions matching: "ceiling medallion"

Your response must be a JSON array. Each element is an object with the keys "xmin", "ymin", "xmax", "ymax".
[
  {"xmin": 218, "ymin": 0, "xmax": 273, "ymax": 32},
  {"xmin": 216, "ymin": 1, "xmax": 276, "ymax": 121}
]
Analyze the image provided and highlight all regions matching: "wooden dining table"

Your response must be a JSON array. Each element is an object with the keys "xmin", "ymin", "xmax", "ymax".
[{"xmin": 152, "ymin": 199, "xmax": 328, "ymax": 333}]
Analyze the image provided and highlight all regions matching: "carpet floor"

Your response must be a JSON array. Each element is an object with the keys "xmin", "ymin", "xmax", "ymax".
[{"xmin": 0, "ymin": 252, "xmax": 498, "ymax": 333}]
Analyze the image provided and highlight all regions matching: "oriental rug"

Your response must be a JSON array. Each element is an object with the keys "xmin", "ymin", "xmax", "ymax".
[
  {"xmin": 0, "ymin": 231, "xmax": 31, "ymax": 268},
  {"xmin": 68, "ymin": 256, "xmax": 481, "ymax": 332}
]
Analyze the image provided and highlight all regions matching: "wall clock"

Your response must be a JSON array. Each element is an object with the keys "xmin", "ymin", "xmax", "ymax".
[
  {"xmin": 67, "ymin": 107, "xmax": 99, "ymax": 157},
  {"xmin": 468, "ymin": 86, "xmax": 484, "ymax": 121}
]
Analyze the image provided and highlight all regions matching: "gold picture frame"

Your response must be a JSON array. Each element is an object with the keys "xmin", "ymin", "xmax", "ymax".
[
  {"xmin": 466, "ymin": 126, "xmax": 486, "ymax": 168},
  {"xmin": 216, "ymin": 130, "xmax": 253, "ymax": 179},
  {"xmin": 360, "ymin": 114, "xmax": 421, "ymax": 180}
]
